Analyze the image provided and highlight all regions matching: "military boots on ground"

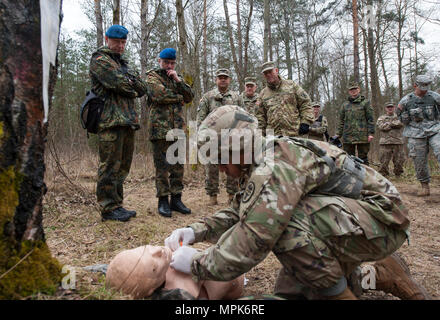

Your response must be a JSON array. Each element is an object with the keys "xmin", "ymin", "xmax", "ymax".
[
  {"xmin": 170, "ymin": 193, "xmax": 191, "ymax": 215},
  {"xmin": 101, "ymin": 207, "xmax": 133, "ymax": 222},
  {"xmin": 158, "ymin": 196, "xmax": 172, "ymax": 218},
  {"xmin": 416, "ymin": 182, "xmax": 430, "ymax": 197},
  {"xmin": 373, "ymin": 253, "xmax": 431, "ymax": 300}
]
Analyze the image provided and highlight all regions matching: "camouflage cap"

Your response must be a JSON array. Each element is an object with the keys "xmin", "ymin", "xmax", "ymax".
[
  {"xmin": 415, "ymin": 75, "xmax": 432, "ymax": 91},
  {"xmin": 384, "ymin": 101, "xmax": 395, "ymax": 108},
  {"xmin": 245, "ymin": 77, "xmax": 257, "ymax": 86},
  {"xmin": 260, "ymin": 61, "xmax": 276, "ymax": 73},
  {"xmin": 311, "ymin": 101, "xmax": 322, "ymax": 108},
  {"xmin": 215, "ymin": 68, "xmax": 231, "ymax": 77},
  {"xmin": 197, "ymin": 105, "xmax": 259, "ymax": 163},
  {"xmin": 348, "ymin": 82, "xmax": 360, "ymax": 90}
]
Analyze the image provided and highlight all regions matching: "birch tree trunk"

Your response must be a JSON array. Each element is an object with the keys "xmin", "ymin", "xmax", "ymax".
[
  {"xmin": 0, "ymin": 0, "xmax": 62, "ymax": 299},
  {"xmin": 112, "ymin": 0, "xmax": 120, "ymax": 25},
  {"xmin": 352, "ymin": 0, "xmax": 360, "ymax": 83},
  {"xmin": 94, "ymin": 0, "xmax": 104, "ymax": 47}
]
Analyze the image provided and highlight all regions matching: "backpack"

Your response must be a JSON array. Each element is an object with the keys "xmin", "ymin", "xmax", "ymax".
[{"xmin": 80, "ymin": 90, "xmax": 105, "ymax": 135}]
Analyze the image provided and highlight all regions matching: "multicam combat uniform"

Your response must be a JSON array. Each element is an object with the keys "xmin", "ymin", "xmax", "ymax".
[
  {"xmin": 187, "ymin": 137, "xmax": 409, "ymax": 297},
  {"xmin": 376, "ymin": 113, "xmax": 405, "ymax": 177},
  {"xmin": 89, "ymin": 46, "xmax": 148, "ymax": 214},
  {"xmin": 336, "ymin": 95, "xmax": 375, "ymax": 165},
  {"xmin": 241, "ymin": 92, "xmax": 258, "ymax": 114},
  {"xmin": 396, "ymin": 90, "xmax": 440, "ymax": 183},
  {"xmin": 146, "ymin": 68, "xmax": 194, "ymax": 197},
  {"xmin": 197, "ymin": 89, "xmax": 244, "ymax": 196},
  {"xmin": 255, "ymin": 77, "xmax": 314, "ymax": 137},
  {"xmin": 308, "ymin": 114, "xmax": 328, "ymax": 141}
]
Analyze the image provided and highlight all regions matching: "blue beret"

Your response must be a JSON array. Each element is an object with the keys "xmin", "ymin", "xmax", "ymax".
[
  {"xmin": 105, "ymin": 25, "xmax": 128, "ymax": 39},
  {"xmin": 159, "ymin": 48, "xmax": 177, "ymax": 60}
]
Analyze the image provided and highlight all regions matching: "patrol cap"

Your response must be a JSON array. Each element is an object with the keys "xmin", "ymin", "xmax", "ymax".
[
  {"xmin": 415, "ymin": 75, "xmax": 432, "ymax": 91},
  {"xmin": 348, "ymin": 82, "xmax": 360, "ymax": 90},
  {"xmin": 197, "ymin": 105, "xmax": 259, "ymax": 163},
  {"xmin": 159, "ymin": 48, "xmax": 177, "ymax": 60},
  {"xmin": 384, "ymin": 101, "xmax": 395, "ymax": 108},
  {"xmin": 105, "ymin": 25, "xmax": 128, "ymax": 39},
  {"xmin": 245, "ymin": 77, "xmax": 257, "ymax": 86},
  {"xmin": 311, "ymin": 101, "xmax": 322, "ymax": 108},
  {"xmin": 260, "ymin": 61, "xmax": 276, "ymax": 73},
  {"xmin": 215, "ymin": 68, "xmax": 231, "ymax": 77}
]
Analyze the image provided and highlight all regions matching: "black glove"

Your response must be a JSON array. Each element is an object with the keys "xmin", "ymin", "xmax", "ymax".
[
  {"xmin": 329, "ymin": 136, "xmax": 342, "ymax": 148},
  {"xmin": 298, "ymin": 123, "xmax": 310, "ymax": 135}
]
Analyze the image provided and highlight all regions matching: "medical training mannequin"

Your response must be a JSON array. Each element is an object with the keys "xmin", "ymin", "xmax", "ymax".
[{"xmin": 105, "ymin": 245, "xmax": 244, "ymax": 299}]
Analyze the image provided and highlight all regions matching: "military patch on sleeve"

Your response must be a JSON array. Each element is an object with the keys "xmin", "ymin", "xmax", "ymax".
[
  {"xmin": 96, "ymin": 56, "xmax": 103, "ymax": 60},
  {"xmin": 242, "ymin": 181, "xmax": 256, "ymax": 203}
]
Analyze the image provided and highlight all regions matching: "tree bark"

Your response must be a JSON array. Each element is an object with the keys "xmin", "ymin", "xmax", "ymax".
[
  {"xmin": 112, "ymin": 0, "xmax": 120, "ymax": 25},
  {"xmin": 243, "ymin": 0, "xmax": 253, "ymax": 79},
  {"xmin": 352, "ymin": 0, "xmax": 360, "ymax": 83},
  {"xmin": 202, "ymin": 0, "xmax": 208, "ymax": 91},
  {"xmin": 0, "ymin": 0, "xmax": 61, "ymax": 298},
  {"xmin": 94, "ymin": 0, "xmax": 104, "ymax": 47},
  {"xmin": 263, "ymin": 0, "xmax": 270, "ymax": 62},
  {"xmin": 223, "ymin": 0, "xmax": 243, "ymax": 88}
]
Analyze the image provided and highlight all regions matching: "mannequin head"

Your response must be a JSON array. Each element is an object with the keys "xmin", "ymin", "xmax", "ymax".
[{"xmin": 106, "ymin": 245, "xmax": 172, "ymax": 298}]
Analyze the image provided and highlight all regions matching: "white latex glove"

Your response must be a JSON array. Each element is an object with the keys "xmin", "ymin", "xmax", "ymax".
[
  {"xmin": 170, "ymin": 246, "xmax": 198, "ymax": 274},
  {"xmin": 164, "ymin": 227, "xmax": 195, "ymax": 251}
]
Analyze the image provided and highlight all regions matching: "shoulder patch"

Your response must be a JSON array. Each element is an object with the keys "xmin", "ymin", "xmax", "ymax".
[
  {"xmin": 242, "ymin": 181, "xmax": 255, "ymax": 203},
  {"xmin": 96, "ymin": 56, "xmax": 103, "ymax": 60}
]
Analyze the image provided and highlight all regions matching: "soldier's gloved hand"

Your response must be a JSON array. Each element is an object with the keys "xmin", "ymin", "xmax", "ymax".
[
  {"xmin": 170, "ymin": 246, "xmax": 198, "ymax": 274},
  {"xmin": 299, "ymin": 123, "xmax": 310, "ymax": 134},
  {"xmin": 164, "ymin": 227, "xmax": 195, "ymax": 251}
]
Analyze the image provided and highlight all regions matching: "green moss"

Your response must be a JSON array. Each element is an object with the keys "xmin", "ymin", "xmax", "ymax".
[{"xmin": 0, "ymin": 167, "xmax": 61, "ymax": 299}]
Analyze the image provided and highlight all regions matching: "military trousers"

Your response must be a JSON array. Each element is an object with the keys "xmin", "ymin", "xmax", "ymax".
[
  {"xmin": 407, "ymin": 133, "xmax": 440, "ymax": 183},
  {"xmin": 97, "ymin": 126, "xmax": 135, "ymax": 214},
  {"xmin": 273, "ymin": 194, "xmax": 407, "ymax": 298},
  {"xmin": 342, "ymin": 143, "xmax": 370, "ymax": 165},
  {"xmin": 378, "ymin": 144, "xmax": 405, "ymax": 177},
  {"xmin": 205, "ymin": 164, "xmax": 239, "ymax": 196},
  {"xmin": 152, "ymin": 139, "xmax": 184, "ymax": 197}
]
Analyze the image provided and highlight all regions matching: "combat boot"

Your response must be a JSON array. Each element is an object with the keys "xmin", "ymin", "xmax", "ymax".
[
  {"xmin": 158, "ymin": 196, "xmax": 172, "ymax": 218},
  {"xmin": 170, "ymin": 193, "xmax": 191, "ymax": 214},
  {"xmin": 416, "ymin": 182, "xmax": 430, "ymax": 197},
  {"xmin": 101, "ymin": 207, "xmax": 132, "ymax": 222},
  {"xmin": 325, "ymin": 287, "xmax": 358, "ymax": 300},
  {"xmin": 120, "ymin": 207, "xmax": 137, "ymax": 218},
  {"xmin": 209, "ymin": 195, "xmax": 218, "ymax": 205},
  {"xmin": 373, "ymin": 253, "xmax": 431, "ymax": 300}
]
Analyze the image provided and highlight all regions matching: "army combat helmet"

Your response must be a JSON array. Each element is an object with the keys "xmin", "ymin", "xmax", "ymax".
[{"xmin": 197, "ymin": 105, "xmax": 259, "ymax": 164}]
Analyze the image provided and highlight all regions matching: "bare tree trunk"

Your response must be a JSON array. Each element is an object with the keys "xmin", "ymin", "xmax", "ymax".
[
  {"xmin": 112, "ymin": 0, "xmax": 120, "ymax": 25},
  {"xmin": 203, "ymin": 0, "xmax": 208, "ymax": 91},
  {"xmin": 352, "ymin": 0, "xmax": 360, "ymax": 83},
  {"xmin": 362, "ymin": 27, "xmax": 369, "ymax": 96},
  {"xmin": 236, "ymin": 0, "xmax": 243, "ymax": 81},
  {"xmin": 0, "ymin": 0, "xmax": 62, "ymax": 299},
  {"xmin": 263, "ymin": 0, "xmax": 270, "ymax": 62},
  {"xmin": 94, "ymin": 0, "xmax": 104, "ymax": 47},
  {"xmin": 223, "ymin": 0, "xmax": 243, "ymax": 87},
  {"xmin": 243, "ymin": 0, "xmax": 253, "ymax": 78}
]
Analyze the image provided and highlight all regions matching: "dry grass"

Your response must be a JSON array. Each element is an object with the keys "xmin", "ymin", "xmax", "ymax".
[{"xmin": 39, "ymin": 150, "xmax": 440, "ymax": 300}]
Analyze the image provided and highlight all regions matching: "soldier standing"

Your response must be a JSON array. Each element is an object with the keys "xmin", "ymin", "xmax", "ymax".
[
  {"xmin": 255, "ymin": 61, "xmax": 314, "ymax": 137},
  {"xmin": 165, "ymin": 105, "xmax": 429, "ymax": 300},
  {"xmin": 376, "ymin": 102, "xmax": 405, "ymax": 177},
  {"xmin": 90, "ymin": 25, "xmax": 149, "ymax": 222},
  {"xmin": 241, "ymin": 77, "xmax": 258, "ymax": 114},
  {"xmin": 196, "ymin": 68, "xmax": 244, "ymax": 205},
  {"xmin": 396, "ymin": 75, "xmax": 440, "ymax": 196},
  {"xmin": 308, "ymin": 102, "xmax": 329, "ymax": 141},
  {"xmin": 146, "ymin": 48, "xmax": 194, "ymax": 217},
  {"xmin": 334, "ymin": 83, "xmax": 374, "ymax": 165}
]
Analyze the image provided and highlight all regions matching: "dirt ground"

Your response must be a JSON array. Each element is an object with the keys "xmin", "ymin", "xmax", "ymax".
[{"xmin": 40, "ymin": 151, "xmax": 440, "ymax": 300}]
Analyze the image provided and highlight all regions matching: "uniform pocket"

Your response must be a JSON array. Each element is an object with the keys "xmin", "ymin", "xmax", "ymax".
[
  {"xmin": 424, "ymin": 105, "xmax": 435, "ymax": 121},
  {"xmin": 99, "ymin": 129, "xmax": 118, "ymax": 142}
]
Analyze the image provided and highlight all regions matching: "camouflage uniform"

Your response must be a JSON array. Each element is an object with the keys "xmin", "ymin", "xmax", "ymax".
[
  {"xmin": 396, "ymin": 90, "xmax": 440, "ymax": 183},
  {"xmin": 376, "ymin": 112, "xmax": 405, "ymax": 176},
  {"xmin": 146, "ymin": 68, "xmax": 194, "ymax": 197},
  {"xmin": 336, "ymin": 95, "xmax": 375, "ymax": 165},
  {"xmin": 241, "ymin": 92, "xmax": 258, "ymax": 114},
  {"xmin": 187, "ymin": 137, "xmax": 409, "ymax": 296},
  {"xmin": 197, "ymin": 88, "xmax": 244, "ymax": 196},
  {"xmin": 255, "ymin": 77, "xmax": 314, "ymax": 136},
  {"xmin": 308, "ymin": 114, "xmax": 328, "ymax": 141},
  {"xmin": 89, "ymin": 46, "xmax": 148, "ymax": 214}
]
